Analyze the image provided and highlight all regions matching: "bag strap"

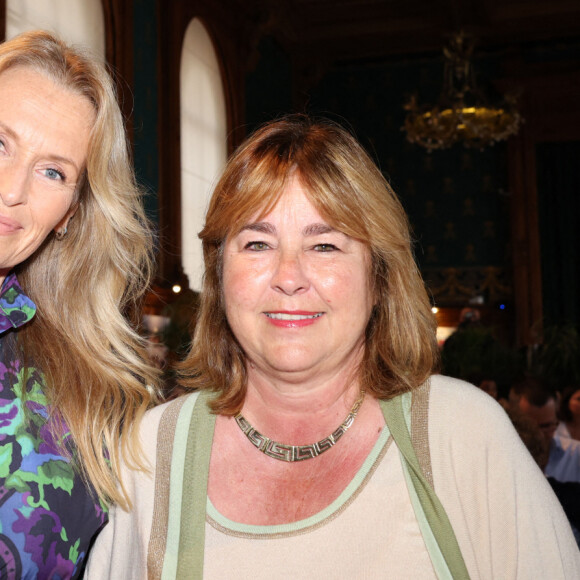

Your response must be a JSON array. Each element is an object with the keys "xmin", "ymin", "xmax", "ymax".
[{"xmin": 380, "ymin": 392, "xmax": 470, "ymax": 580}]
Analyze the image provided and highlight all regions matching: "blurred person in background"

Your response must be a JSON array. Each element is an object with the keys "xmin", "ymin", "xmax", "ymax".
[{"xmin": 510, "ymin": 378, "xmax": 580, "ymax": 483}]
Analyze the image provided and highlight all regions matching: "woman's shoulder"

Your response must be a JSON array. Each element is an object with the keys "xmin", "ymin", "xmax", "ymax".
[
  {"xmin": 426, "ymin": 374, "xmax": 513, "ymax": 439},
  {"xmin": 424, "ymin": 381, "xmax": 580, "ymax": 576},
  {"xmin": 143, "ymin": 390, "xmax": 200, "ymax": 421},
  {"xmin": 114, "ymin": 392, "xmax": 203, "ymax": 510},
  {"xmin": 428, "ymin": 374, "xmax": 501, "ymax": 407},
  {"xmin": 139, "ymin": 391, "xmax": 202, "ymax": 445}
]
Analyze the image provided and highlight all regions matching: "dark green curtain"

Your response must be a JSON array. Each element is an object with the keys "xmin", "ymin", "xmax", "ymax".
[{"xmin": 536, "ymin": 141, "xmax": 580, "ymax": 327}]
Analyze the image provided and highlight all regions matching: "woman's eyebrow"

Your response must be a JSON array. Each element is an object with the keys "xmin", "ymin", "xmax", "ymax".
[
  {"xmin": 0, "ymin": 121, "xmax": 18, "ymax": 140},
  {"xmin": 47, "ymin": 154, "xmax": 82, "ymax": 175},
  {"xmin": 240, "ymin": 222, "xmax": 276, "ymax": 234},
  {"xmin": 303, "ymin": 223, "xmax": 336, "ymax": 236},
  {"xmin": 238, "ymin": 222, "xmax": 338, "ymax": 236}
]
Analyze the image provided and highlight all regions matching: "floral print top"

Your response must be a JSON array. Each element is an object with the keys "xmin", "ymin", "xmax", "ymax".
[{"xmin": 0, "ymin": 272, "xmax": 107, "ymax": 579}]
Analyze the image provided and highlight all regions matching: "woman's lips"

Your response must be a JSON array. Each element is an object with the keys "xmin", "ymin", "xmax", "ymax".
[
  {"xmin": 264, "ymin": 311, "xmax": 324, "ymax": 327},
  {"xmin": 0, "ymin": 214, "xmax": 22, "ymax": 234}
]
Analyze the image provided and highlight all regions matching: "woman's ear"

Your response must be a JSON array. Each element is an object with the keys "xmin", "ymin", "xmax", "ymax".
[{"xmin": 54, "ymin": 203, "xmax": 79, "ymax": 238}]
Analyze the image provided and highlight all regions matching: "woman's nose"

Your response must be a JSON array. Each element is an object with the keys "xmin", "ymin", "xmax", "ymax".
[
  {"xmin": 0, "ymin": 165, "xmax": 29, "ymax": 206},
  {"xmin": 271, "ymin": 250, "xmax": 310, "ymax": 295}
]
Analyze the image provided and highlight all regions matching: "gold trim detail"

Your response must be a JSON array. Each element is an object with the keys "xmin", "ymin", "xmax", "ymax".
[
  {"xmin": 411, "ymin": 378, "xmax": 433, "ymax": 488},
  {"xmin": 147, "ymin": 396, "xmax": 188, "ymax": 580}
]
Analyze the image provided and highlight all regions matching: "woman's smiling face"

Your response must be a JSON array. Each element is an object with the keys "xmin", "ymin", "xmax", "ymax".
[
  {"xmin": 0, "ymin": 66, "xmax": 94, "ymax": 285},
  {"xmin": 222, "ymin": 175, "xmax": 374, "ymax": 383}
]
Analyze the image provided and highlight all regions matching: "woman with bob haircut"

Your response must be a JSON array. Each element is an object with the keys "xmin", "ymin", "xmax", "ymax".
[
  {"xmin": 88, "ymin": 115, "xmax": 579, "ymax": 579},
  {"xmin": 0, "ymin": 31, "xmax": 159, "ymax": 578}
]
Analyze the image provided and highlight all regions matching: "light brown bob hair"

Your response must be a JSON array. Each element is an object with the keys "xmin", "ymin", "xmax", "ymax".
[
  {"xmin": 1, "ymin": 31, "xmax": 159, "ymax": 508},
  {"xmin": 181, "ymin": 114, "xmax": 439, "ymax": 413}
]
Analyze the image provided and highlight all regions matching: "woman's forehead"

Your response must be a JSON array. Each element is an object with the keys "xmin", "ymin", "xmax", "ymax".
[{"xmin": 228, "ymin": 185, "xmax": 336, "ymax": 234}]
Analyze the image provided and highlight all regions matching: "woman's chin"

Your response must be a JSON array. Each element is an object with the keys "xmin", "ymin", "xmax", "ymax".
[{"xmin": 252, "ymin": 352, "xmax": 325, "ymax": 379}]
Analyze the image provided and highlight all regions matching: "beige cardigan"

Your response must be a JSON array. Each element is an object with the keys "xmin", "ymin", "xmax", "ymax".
[{"xmin": 86, "ymin": 375, "xmax": 580, "ymax": 579}]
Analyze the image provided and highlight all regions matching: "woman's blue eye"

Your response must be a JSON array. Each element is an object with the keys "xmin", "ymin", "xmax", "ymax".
[{"xmin": 44, "ymin": 168, "xmax": 65, "ymax": 181}]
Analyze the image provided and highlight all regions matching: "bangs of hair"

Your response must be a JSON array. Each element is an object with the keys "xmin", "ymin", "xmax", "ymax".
[
  {"xmin": 202, "ymin": 117, "xmax": 397, "ymax": 248},
  {"xmin": 203, "ymin": 157, "xmax": 291, "ymax": 244}
]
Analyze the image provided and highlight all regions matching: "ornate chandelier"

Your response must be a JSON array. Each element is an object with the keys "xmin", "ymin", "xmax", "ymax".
[{"xmin": 403, "ymin": 32, "xmax": 522, "ymax": 152}]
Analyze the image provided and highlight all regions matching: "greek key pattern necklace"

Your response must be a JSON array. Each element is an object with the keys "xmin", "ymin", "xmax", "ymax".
[{"xmin": 234, "ymin": 390, "xmax": 365, "ymax": 462}]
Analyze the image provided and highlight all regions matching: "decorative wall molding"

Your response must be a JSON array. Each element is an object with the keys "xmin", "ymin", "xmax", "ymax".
[{"xmin": 423, "ymin": 266, "xmax": 512, "ymax": 306}]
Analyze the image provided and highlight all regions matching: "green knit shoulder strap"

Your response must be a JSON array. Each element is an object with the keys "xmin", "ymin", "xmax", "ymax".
[
  {"xmin": 175, "ymin": 390, "xmax": 215, "ymax": 579},
  {"xmin": 153, "ymin": 390, "xmax": 214, "ymax": 580},
  {"xmin": 380, "ymin": 387, "xmax": 470, "ymax": 580}
]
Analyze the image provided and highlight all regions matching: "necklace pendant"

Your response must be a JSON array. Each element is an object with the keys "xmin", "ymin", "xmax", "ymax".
[{"xmin": 264, "ymin": 441, "xmax": 294, "ymax": 462}]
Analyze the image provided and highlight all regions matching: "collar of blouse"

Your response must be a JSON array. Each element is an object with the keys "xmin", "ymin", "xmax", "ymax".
[{"xmin": 0, "ymin": 272, "xmax": 37, "ymax": 335}]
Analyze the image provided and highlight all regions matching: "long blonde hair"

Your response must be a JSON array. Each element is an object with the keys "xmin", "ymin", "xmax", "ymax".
[
  {"xmin": 1, "ymin": 31, "xmax": 159, "ymax": 508},
  {"xmin": 181, "ymin": 114, "xmax": 439, "ymax": 414}
]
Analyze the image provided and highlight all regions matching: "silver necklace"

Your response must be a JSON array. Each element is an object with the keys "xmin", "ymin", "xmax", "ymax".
[{"xmin": 234, "ymin": 391, "xmax": 365, "ymax": 462}]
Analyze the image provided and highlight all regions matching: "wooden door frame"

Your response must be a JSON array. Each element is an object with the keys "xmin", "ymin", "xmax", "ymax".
[
  {"xmin": 504, "ymin": 63, "xmax": 580, "ymax": 346},
  {"xmin": 155, "ymin": 0, "xmax": 249, "ymax": 291}
]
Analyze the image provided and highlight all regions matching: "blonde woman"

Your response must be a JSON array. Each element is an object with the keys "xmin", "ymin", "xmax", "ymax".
[
  {"xmin": 89, "ymin": 116, "xmax": 579, "ymax": 579},
  {"xmin": 0, "ymin": 31, "xmax": 158, "ymax": 578}
]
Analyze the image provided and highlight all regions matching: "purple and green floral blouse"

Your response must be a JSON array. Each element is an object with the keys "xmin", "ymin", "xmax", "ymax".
[{"xmin": 0, "ymin": 272, "xmax": 107, "ymax": 579}]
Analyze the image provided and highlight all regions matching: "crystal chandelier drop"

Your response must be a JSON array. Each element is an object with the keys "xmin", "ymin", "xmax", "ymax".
[{"xmin": 403, "ymin": 32, "xmax": 522, "ymax": 152}]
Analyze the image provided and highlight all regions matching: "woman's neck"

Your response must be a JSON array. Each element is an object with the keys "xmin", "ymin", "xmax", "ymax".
[{"xmin": 240, "ymin": 365, "xmax": 364, "ymax": 445}]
